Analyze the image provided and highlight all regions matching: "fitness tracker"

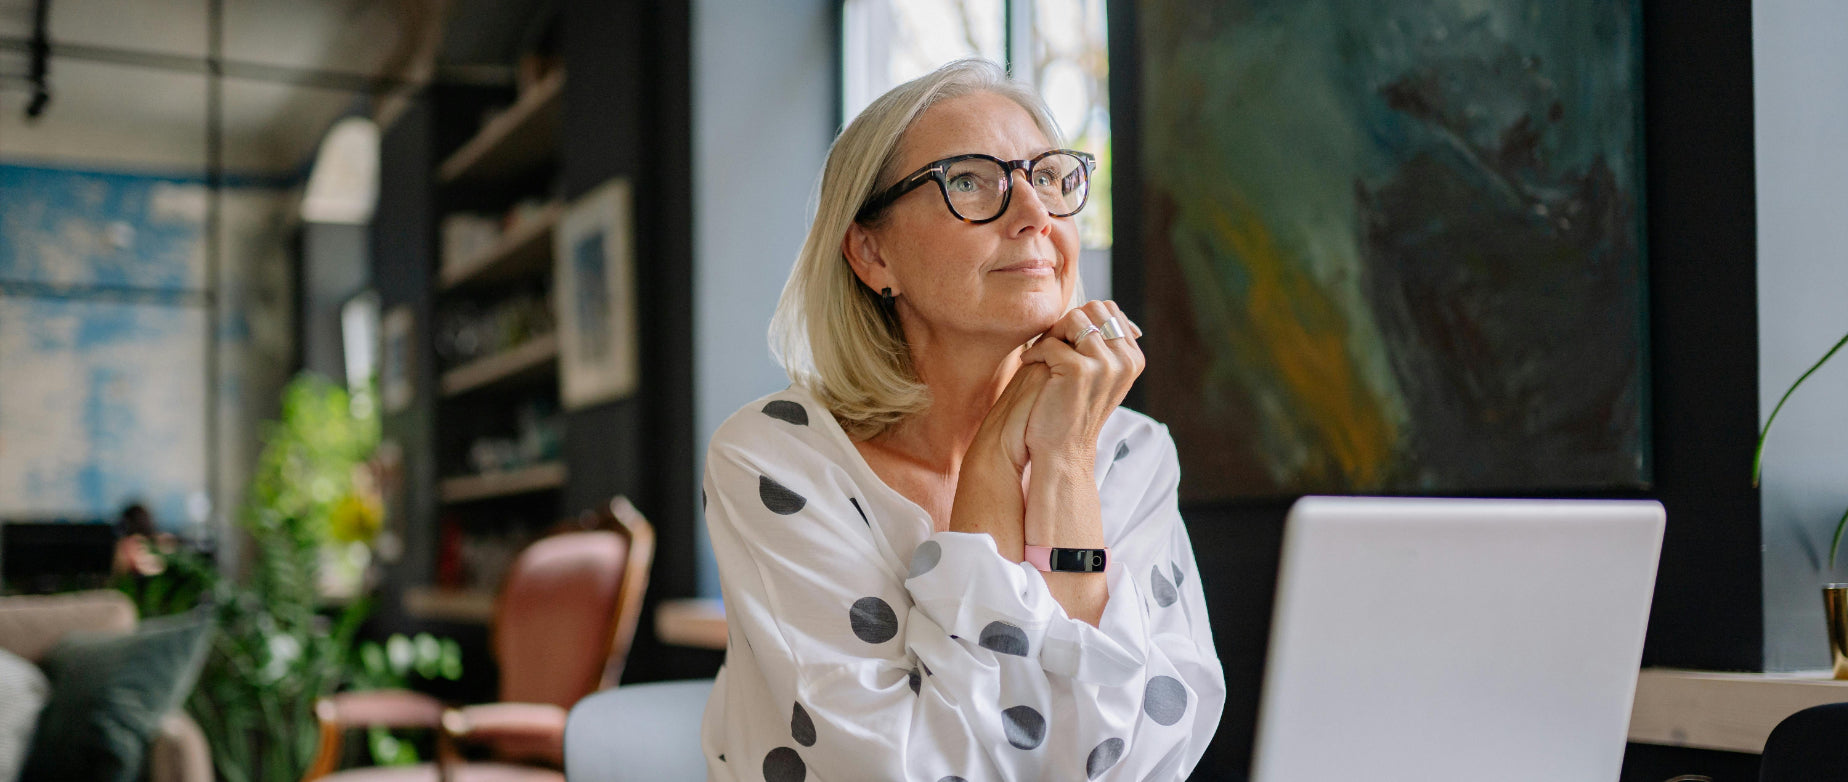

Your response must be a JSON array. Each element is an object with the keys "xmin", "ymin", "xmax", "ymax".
[{"xmin": 1023, "ymin": 545, "xmax": 1109, "ymax": 573}]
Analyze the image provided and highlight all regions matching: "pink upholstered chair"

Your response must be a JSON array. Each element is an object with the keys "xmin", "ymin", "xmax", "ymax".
[{"xmin": 301, "ymin": 497, "xmax": 655, "ymax": 782}]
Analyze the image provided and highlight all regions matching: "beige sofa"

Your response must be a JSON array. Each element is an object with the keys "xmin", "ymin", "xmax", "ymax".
[{"xmin": 0, "ymin": 590, "xmax": 212, "ymax": 782}]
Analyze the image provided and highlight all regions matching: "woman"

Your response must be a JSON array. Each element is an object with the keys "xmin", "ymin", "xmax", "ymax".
[{"xmin": 702, "ymin": 59, "xmax": 1223, "ymax": 781}]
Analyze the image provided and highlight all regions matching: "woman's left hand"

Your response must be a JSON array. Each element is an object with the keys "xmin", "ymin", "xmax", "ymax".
[{"xmin": 1017, "ymin": 300, "xmax": 1145, "ymax": 468}]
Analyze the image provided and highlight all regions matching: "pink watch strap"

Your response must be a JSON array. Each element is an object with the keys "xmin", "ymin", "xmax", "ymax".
[{"xmin": 1024, "ymin": 544, "xmax": 1054, "ymax": 571}]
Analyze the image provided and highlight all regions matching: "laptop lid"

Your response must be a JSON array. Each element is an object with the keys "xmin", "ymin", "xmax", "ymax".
[{"xmin": 1250, "ymin": 496, "xmax": 1665, "ymax": 782}]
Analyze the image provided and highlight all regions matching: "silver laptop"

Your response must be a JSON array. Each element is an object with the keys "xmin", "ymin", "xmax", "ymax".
[{"xmin": 1250, "ymin": 496, "xmax": 1665, "ymax": 782}]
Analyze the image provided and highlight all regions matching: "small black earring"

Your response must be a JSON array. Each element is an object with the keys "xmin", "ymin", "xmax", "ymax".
[{"xmin": 880, "ymin": 287, "xmax": 896, "ymax": 307}]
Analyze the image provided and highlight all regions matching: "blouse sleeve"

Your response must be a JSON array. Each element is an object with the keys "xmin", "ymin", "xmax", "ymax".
[{"xmin": 704, "ymin": 405, "xmax": 1224, "ymax": 781}]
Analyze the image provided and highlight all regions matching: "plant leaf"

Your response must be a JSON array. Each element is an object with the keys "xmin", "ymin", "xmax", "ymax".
[
  {"xmin": 1831, "ymin": 503, "xmax": 1848, "ymax": 571},
  {"xmin": 1756, "ymin": 331, "xmax": 1848, "ymax": 486}
]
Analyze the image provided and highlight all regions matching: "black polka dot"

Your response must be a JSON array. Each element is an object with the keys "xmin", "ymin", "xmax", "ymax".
[
  {"xmin": 1152, "ymin": 565, "xmax": 1178, "ymax": 607},
  {"xmin": 938, "ymin": 777, "xmax": 968, "ymax": 782},
  {"xmin": 717, "ymin": 754, "xmax": 725, "ymax": 762},
  {"xmin": 908, "ymin": 667, "xmax": 921, "ymax": 694},
  {"xmin": 791, "ymin": 702, "xmax": 816, "ymax": 747},
  {"xmin": 1086, "ymin": 738, "xmax": 1125, "ymax": 779},
  {"xmin": 1002, "ymin": 705, "xmax": 1046, "ymax": 750},
  {"xmin": 978, "ymin": 621, "xmax": 1029, "ymax": 656},
  {"xmin": 849, "ymin": 497, "xmax": 869, "ymax": 526},
  {"xmin": 909, "ymin": 540, "xmax": 942, "ymax": 578},
  {"xmin": 762, "ymin": 400, "xmax": 809, "ymax": 426},
  {"xmin": 701, "ymin": 489, "xmax": 707, "ymax": 510},
  {"xmin": 1144, "ymin": 676, "xmax": 1188, "ymax": 726},
  {"xmin": 1172, "ymin": 561, "xmax": 1184, "ymax": 586},
  {"xmin": 849, "ymin": 596, "xmax": 898, "ymax": 644},
  {"xmin": 763, "ymin": 747, "xmax": 805, "ymax": 782},
  {"xmin": 1114, "ymin": 441, "xmax": 1129, "ymax": 462},
  {"xmin": 920, "ymin": 660, "xmax": 932, "ymax": 676},
  {"xmin": 760, "ymin": 475, "xmax": 807, "ymax": 515}
]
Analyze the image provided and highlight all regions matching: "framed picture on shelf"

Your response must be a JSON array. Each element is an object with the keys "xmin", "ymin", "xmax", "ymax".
[
  {"xmin": 553, "ymin": 178, "xmax": 638, "ymax": 410},
  {"xmin": 381, "ymin": 304, "xmax": 415, "ymax": 413}
]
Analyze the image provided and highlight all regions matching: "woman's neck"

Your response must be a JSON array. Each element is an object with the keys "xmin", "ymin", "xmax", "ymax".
[{"xmin": 878, "ymin": 323, "xmax": 1026, "ymax": 472}]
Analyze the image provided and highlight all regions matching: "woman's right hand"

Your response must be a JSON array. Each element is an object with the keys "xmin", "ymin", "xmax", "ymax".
[{"xmin": 985, "ymin": 360, "xmax": 1050, "ymax": 474}]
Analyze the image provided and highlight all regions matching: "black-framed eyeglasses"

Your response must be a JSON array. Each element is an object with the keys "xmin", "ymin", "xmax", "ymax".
[{"xmin": 855, "ymin": 149, "xmax": 1096, "ymax": 224}]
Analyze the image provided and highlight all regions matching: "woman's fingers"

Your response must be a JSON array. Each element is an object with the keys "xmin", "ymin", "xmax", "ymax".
[
  {"xmin": 994, "ymin": 362, "xmax": 1049, "ymax": 470},
  {"xmin": 1099, "ymin": 300, "xmax": 1146, "ymax": 378}
]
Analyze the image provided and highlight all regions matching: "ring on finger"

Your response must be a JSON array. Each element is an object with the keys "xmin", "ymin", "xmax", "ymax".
[
  {"xmin": 1099, "ymin": 316, "xmax": 1128, "ymax": 341},
  {"xmin": 1072, "ymin": 324, "xmax": 1102, "ymax": 345}
]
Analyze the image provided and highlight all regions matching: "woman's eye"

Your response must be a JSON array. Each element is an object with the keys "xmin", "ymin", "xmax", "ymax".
[
  {"xmin": 1032, "ymin": 170, "xmax": 1056, "ymax": 188},
  {"xmin": 947, "ymin": 174, "xmax": 981, "ymax": 193}
]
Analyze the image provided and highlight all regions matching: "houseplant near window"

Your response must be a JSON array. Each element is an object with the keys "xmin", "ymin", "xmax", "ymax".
[
  {"xmin": 1755, "ymin": 331, "xmax": 1848, "ymax": 677},
  {"xmin": 1754, "ymin": 332, "xmax": 1848, "ymax": 564}
]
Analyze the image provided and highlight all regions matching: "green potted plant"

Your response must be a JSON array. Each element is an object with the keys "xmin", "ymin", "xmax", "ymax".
[
  {"xmin": 1754, "ymin": 331, "xmax": 1848, "ymax": 678},
  {"xmin": 192, "ymin": 373, "xmax": 382, "ymax": 782},
  {"xmin": 1754, "ymin": 331, "xmax": 1848, "ymax": 563}
]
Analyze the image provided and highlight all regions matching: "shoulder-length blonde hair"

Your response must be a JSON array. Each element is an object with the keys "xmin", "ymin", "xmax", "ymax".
[{"xmin": 769, "ymin": 59, "xmax": 1082, "ymax": 441}]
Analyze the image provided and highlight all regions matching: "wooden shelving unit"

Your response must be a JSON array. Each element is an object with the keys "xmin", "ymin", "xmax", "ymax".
[
  {"xmin": 439, "ymin": 203, "xmax": 563, "ymax": 291},
  {"xmin": 438, "ymin": 68, "xmax": 566, "ymax": 186},
  {"xmin": 439, "ymin": 461, "xmax": 568, "ymax": 504},
  {"xmin": 439, "ymin": 333, "xmax": 559, "ymax": 397},
  {"xmin": 403, "ymin": 586, "xmax": 497, "ymax": 624}
]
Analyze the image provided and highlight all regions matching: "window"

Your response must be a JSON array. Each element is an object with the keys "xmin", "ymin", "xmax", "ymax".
[{"xmin": 842, "ymin": 0, "xmax": 1112, "ymax": 249}]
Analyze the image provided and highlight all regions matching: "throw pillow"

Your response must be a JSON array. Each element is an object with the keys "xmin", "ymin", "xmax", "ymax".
[
  {"xmin": 18, "ymin": 612, "xmax": 213, "ymax": 782},
  {"xmin": 0, "ymin": 647, "xmax": 50, "ymax": 782}
]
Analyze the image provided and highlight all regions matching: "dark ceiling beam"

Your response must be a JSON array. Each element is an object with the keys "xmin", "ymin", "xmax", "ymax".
[{"xmin": 0, "ymin": 35, "xmax": 416, "ymax": 94}]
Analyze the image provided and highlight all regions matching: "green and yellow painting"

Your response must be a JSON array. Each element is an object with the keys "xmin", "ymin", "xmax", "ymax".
[{"xmin": 1138, "ymin": 0, "xmax": 1647, "ymax": 500}]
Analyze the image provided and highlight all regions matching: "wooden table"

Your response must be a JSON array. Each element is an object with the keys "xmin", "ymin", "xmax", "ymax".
[
  {"xmin": 655, "ymin": 597, "xmax": 726, "ymax": 650},
  {"xmin": 1628, "ymin": 668, "xmax": 1848, "ymax": 753}
]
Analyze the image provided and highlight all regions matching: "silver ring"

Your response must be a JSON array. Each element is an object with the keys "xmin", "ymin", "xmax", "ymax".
[
  {"xmin": 1072, "ymin": 325, "xmax": 1102, "ymax": 345},
  {"xmin": 1099, "ymin": 316, "xmax": 1128, "ymax": 340}
]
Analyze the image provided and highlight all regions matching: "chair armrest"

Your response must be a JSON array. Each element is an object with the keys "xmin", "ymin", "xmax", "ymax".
[
  {"xmin": 316, "ymin": 689, "xmax": 447, "ymax": 729},
  {"xmin": 302, "ymin": 690, "xmax": 452, "ymax": 781},
  {"xmin": 147, "ymin": 711, "xmax": 212, "ymax": 782},
  {"xmin": 443, "ymin": 702, "xmax": 568, "ymax": 767}
]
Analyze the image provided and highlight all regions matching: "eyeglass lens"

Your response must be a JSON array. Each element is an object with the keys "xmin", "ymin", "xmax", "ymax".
[{"xmin": 942, "ymin": 153, "xmax": 1089, "ymax": 221}]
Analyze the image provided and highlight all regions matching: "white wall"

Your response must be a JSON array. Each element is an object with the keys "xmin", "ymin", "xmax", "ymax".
[
  {"xmin": 1755, "ymin": 0, "xmax": 1848, "ymax": 670},
  {"xmin": 692, "ymin": 0, "xmax": 837, "ymax": 596}
]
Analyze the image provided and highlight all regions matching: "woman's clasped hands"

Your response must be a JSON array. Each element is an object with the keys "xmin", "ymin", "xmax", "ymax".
[{"xmin": 986, "ymin": 299, "xmax": 1145, "ymax": 480}]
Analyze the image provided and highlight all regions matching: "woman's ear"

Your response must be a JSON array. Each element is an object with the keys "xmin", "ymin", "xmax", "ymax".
[{"xmin": 841, "ymin": 222, "xmax": 893, "ymax": 293}]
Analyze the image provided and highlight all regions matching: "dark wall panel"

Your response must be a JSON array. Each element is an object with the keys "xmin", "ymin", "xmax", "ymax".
[
  {"xmin": 561, "ymin": 0, "xmax": 702, "ymax": 684},
  {"xmin": 372, "ymin": 96, "xmax": 439, "ymax": 628},
  {"xmin": 1634, "ymin": 0, "xmax": 1762, "ymax": 673}
]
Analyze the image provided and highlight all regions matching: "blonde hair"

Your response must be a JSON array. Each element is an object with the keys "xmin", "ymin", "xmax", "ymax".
[{"xmin": 769, "ymin": 59, "xmax": 1080, "ymax": 441}]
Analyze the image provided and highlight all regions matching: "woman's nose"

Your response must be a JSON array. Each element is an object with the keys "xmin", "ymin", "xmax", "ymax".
[{"xmin": 1005, "ymin": 169, "xmax": 1054, "ymax": 225}]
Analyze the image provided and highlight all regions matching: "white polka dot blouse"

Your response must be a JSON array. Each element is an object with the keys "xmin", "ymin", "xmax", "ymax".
[{"xmin": 698, "ymin": 388, "xmax": 1226, "ymax": 781}]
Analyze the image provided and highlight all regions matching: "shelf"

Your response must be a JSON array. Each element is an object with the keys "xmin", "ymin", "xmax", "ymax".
[
  {"xmin": 404, "ymin": 586, "xmax": 496, "ymax": 624},
  {"xmin": 439, "ymin": 461, "xmax": 567, "ymax": 504},
  {"xmin": 1629, "ymin": 667, "xmax": 1848, "ymax": 753},
  {"xmin": 440, "ymin": 333, "xmax": 559, "ymax": 397},
  {"xmin": 438, "ymin": 68, "xmax": 566, "ymax": 186},
  {"xmin": 440, "ymin": 203, "xmax": 562, "ymax": 291},
  {"xmin": 656, "ymin": 598, "xmax": 727, "ymax": 650}
]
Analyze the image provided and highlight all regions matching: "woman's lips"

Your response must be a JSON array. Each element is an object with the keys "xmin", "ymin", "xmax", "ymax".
[{"xmin": 993, "ymin": 260, "xmax": 1056, "ymax": 276}]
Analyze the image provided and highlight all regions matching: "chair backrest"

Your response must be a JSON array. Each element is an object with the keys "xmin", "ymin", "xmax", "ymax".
[
  {"xmin": 564, "ymin": 679, "xmax": 714, "ymax": 781},
  {"xmin": 492, "ymin": 497, "xmax": 654, "ymax": 708}
]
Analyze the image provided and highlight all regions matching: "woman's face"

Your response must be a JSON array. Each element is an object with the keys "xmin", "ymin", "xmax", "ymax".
[{"xmin": 846, "ymin": 91, "xmax": 1081, "ymax": 347}]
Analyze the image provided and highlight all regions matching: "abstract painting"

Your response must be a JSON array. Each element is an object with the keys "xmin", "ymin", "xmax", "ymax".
[{"xmin": 1137, "ymin": 1, "xmax": 1648, "ymax": 500}]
